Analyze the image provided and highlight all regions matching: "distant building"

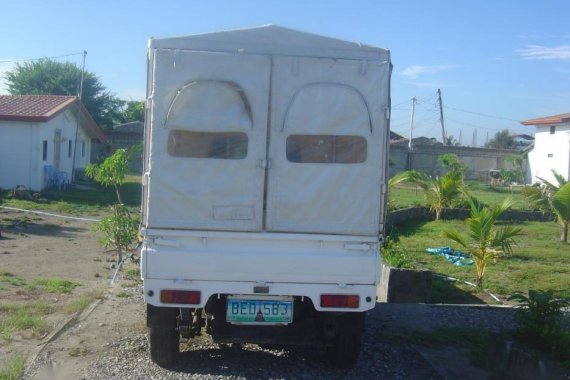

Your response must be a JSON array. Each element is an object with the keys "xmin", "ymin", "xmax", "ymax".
[
  {"xmin": 522, "ymin": 112, "xmax": 570, "ymax": 184},
  {"xmin": 0, "ymin": 95, "xmax": 106, "ymax": 190},
  {"xmin": 92, "ymin": 121, "xmax": 143, "ymax": 173}
]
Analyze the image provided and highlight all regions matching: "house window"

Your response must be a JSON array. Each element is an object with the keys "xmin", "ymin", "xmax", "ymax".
[
  {"xmin": 42, "ymin": 140, "xmax": 48, "ymax": 161},
  {"xmin": 82, "ymin": 141, "xmax": 86, "ymax": 157},
  {"xmin": 550, "ymin": 126, "xmax": 556, "ymax": 134},
  {"xmin": 548, "ymin": 153, "xmax": 553, "ymax": 158},
  {"xmin": 286, "ymin": 135, "xmax": 367, "ymax": 164},
  {"xmin": 68, "ymin": 140, "xmax": 73, "ymax": 157}
]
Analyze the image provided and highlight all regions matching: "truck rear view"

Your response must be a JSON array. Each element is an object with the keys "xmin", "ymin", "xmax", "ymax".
[{"xmin": 141, "ymin": 25, "xmax": 391, "ymax": 368}]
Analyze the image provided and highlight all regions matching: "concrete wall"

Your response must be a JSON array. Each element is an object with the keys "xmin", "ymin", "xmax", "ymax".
[{"xmin": 389, "ymin": 144, "xmax": 521, "ymax": 182}]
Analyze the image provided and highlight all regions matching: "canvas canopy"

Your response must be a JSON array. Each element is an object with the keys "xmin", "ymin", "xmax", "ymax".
[{"xmin": 143, "ymin": 25, "xmax": 391, "ymax": 236}]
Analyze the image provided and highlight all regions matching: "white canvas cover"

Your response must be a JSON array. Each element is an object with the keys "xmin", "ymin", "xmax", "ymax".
[{"xmin": 144, "ymin": 26, "xmax": 391, "ymax": 236}]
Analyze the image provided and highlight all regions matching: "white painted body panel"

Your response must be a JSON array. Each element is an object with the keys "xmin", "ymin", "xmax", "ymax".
[{"xmin": 142, "ymin": 26, "xmax": 390, "ymax": 312}]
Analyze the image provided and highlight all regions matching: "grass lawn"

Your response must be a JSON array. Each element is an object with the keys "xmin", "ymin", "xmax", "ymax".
[
  {"xmin": 0, "ymin": 174, "xmax": 141, "ymax": 216},
  {"xmin": 389, "ymin": 181, "xmax": 530, "ymax": 211},
  {"xmin": 387, "ymin": 219, "xmax": 570, "ymax": 301}
]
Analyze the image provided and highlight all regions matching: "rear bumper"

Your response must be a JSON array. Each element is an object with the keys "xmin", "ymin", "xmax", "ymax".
[{"xmin": 143, "ymin": 279, "xmax": 378, "ymax": 312}]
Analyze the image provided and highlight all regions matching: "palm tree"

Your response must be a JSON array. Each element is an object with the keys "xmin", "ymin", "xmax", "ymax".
[
  {"xmin": 444, "ymin": 196, "xmax": 522, "ymax": 288},
  {"xmin": 552, "ymin": 183, "xmax": 570, "ymax": 243},
  {"xmin": 523, "ymin": 170, "xmax": 569, "ymax": 242},
  {"xmin": 417, "ymin": 172, "xmax": 463, "ymax": 220}
]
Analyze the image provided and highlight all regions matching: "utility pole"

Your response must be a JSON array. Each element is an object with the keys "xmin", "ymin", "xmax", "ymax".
[
  {"xmin": 408, "ymin": 97, "xmax": 416, "ymax": 150},
  {"xmin": 458, "ymin": 129, "xmax": 462, "ymax": 146},
  {"xmin": 437, "ymin": 88, "xmax": 447, "ymax": 145},
  {"xmin": 407, "ymin": 97, "xmax": 416, "ymax": 170},
  {"xmin": 71, "ymin": 50, "xmax": 87, "ymax": 182},
  {"xmin": 472, "ymin": 129, "xmax": 478, "ymax": 147}
]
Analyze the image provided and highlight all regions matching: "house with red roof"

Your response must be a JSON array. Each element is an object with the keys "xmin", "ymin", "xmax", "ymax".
[
  {"xmin": 521, "ymin": 112, "xmax": 570, "ymax": 184},
  {"xmin": 0, "ymin": 95, "xmax": 106, "ymax": 191}
]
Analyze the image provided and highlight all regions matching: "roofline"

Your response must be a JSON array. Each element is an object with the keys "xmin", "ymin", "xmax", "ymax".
[
  {"xmin": 521, "ymin": 113, "xmax": 570, "ymax": 126},
  {"xmin": 0, "ymin": 96, "xmax": 77, "ymax": 123},
  {"xmin": 0, "ymin": 96, "xmax": 106, "ymax": 142}
]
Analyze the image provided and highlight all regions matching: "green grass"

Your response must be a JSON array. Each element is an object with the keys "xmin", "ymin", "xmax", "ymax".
[
  {"xmin": 123, "ymin": 267, "xmax": 140, "ymax": 281},
  {"xmin": 0, "ymin": 271, "xmax": 26, "ymax": 288},
  {"xmin": 388, "ymin": 219, "xmax": 570, "ymax": 299},
  {"xmin": 0, "ymin": 302, "xmax": 53, "ymax": 340},
  {"xmin": 389, "ymin": 182, "xmax": 529, "ymax": 211},
  {"xmin": 64, "ymin": 295, "xmax": 94, "ymax": 314},
  {"xmin": 116, "ymin": 290, "xmax": 131, "ymax": 298},
  {"xmin": 0, "ymin": 175, "xmax": 141, "ymax": 216},
  {"xmin": 30, "ymin": 279, "xmax": 79, "ymax": 294},
  {"xmin": 0, "ymin": 355, "xmax": 25, "ymax": 380}
]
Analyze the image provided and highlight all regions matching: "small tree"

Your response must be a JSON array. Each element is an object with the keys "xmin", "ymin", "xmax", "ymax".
[
  {"xmin": 85, "ymin": 149, "xmax": 138, "ymax": 263},
  {"xmin": 552, "ymin": 183, "xmax": 570, "ymax": 243},
  {"xmin": 417, "ymin": 172, "xmax": 464, "ymax": 220},
  {"xmin": 438, "ymin": 153, "xmax": 465, "ymax": 180},
  {"xmin": 443, "ymin": 196, "xmax": 522, "ymax": 288},
  {"xmin": 85, "ymin": 149, "xmax": 129, "ymax": 204},
  {"xmin": 523, "ymin": 170, "xmax": 569, "ymax": 242}
]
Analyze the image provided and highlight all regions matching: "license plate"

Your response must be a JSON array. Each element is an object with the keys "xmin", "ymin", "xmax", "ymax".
[{"xmin": 226, "ymin": 296, "xmax": 293, "ymax": 325}]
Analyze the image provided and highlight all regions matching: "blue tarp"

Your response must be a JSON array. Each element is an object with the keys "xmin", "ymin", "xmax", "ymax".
[{"xmin": 426, "ymin": 247, "xmax": 474, "ymax": 266}]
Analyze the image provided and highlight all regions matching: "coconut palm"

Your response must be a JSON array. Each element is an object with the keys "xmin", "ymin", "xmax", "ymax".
[
  {"xmin": 552, "ymin": 183, "xmax": 570, "ymax": 243},
  {"xmin": 523, "ymin": 170, "xmax": 569, "ymax": 242},
  {"xmin": 417, "ymin": 172, "xmax": 463, "ymax": 220},
  {"xmin": 443, "ymin": 196, "xmax": 522, "ymax": 288}
]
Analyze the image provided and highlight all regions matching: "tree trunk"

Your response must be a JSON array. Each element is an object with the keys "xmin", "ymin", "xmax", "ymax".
[
  {"xmin": 435, "ymin": 209, "xmax": 441, "ymax": 220},
  {"xmin": 561, "ymin": 221, "xmax": 568, "ymax": 243}
]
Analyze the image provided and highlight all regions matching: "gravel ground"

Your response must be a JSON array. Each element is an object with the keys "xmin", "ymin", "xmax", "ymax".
[{"xmin": 26, "ymin": 285, "xmax": 524, "ymax": 380}]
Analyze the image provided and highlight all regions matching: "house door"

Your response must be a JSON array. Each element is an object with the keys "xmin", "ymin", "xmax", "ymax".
[{"xmin": 53, "ymin": 129, "xmax": 62, "ymax": 169}]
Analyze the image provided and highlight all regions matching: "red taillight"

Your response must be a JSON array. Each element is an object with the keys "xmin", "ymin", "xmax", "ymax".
[
  {"xmin": 320, "ymin": 294, "xmax": 360, "ymax": 308},
  {"xmin": 160, "ymin": 289, "xmax": 201, "ymax": 304}
]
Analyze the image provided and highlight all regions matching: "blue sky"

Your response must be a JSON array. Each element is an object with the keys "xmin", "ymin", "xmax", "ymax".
[{"xmin": 1, "ymin": 0, "xmax": 569, "ymax": 146}]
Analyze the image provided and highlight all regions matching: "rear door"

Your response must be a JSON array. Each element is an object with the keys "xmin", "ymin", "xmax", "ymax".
[
  {"xmin": 266, "ymin": 56, "xmax": 390, "ymax": 235},
  {"xmin": 145, "ymin": 49, "xmax": 270, "ymax": 231}
]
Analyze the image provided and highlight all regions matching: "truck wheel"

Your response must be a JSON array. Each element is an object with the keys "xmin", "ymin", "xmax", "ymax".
[
  {"xmin": 147, "ymin": 304, "xmax": 180, "ymax": 368},
  {"xmin": 149, "ymin": 325, "xmax": 179, "ymax": 367},
  {"xmin": 325, "ymin": 313, "xmax": 365, "ymax": 368}
]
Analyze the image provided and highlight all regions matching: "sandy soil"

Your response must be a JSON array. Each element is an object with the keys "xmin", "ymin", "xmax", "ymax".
[{"xmin": 0, "ymin": 207, "xmax": 141, "ymax": 378}]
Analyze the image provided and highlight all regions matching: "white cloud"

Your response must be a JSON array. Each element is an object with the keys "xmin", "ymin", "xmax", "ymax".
[
  {"xmin": 517, "ymin": 45, "xmax": 570, "ymax": 60},
  {"xmin": 400, "ymin": 65, "xmax": 458, "ymax": 79}
]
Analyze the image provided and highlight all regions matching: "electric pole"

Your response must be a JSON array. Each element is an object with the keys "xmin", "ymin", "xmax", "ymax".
[
  {"xmin": 437, "ymin": 88, "xmax": 447, "ymax": 145},
  {"xmin": 408, "ymin": 97, "xmax": 416, "ymax": 150},
  {"xmin": 72, "ymin": 50, "xmax": 87, "ymax": 182}
]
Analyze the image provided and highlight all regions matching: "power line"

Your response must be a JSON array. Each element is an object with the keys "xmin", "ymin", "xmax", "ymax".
[
  {"xmin": 444, "ymin": 105, "xmax": 520, "ymax": 122},
  {"xmin": 0, "ymin": 52, "xmax": 85, "ymax": 64}
]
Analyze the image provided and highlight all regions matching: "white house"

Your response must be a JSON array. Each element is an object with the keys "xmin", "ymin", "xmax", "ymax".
[
  {"xmin": 522, "ymin": 112, "xmax": 570, "ymax": 184},
  {"xmin": 0, "ymin": 95, "xmax": 106, "ymax": 191}
]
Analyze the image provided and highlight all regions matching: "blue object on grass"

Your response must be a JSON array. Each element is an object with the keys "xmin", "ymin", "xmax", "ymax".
[{"xmin": 426, "ymin": 247, "xmax": 474, "ymax": 266}]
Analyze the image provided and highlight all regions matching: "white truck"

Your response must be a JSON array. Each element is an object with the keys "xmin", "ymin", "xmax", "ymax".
[{"xmin": 141, "ymin": 25, "xmax": 391, "ymax": 368}]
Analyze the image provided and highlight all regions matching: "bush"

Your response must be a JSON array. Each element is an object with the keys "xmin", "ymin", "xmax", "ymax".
[
  {"xmin": 509, "ymin": 290, "xmax": 570, "ymax": 362},
  {"xmin": 381, "ymin": 235, "xmax": 415, "ymax": 269}
]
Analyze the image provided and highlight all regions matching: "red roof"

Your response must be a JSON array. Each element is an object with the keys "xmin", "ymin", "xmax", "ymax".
[
  {"xmin": 0, "ymin": 95, "xmax": 106, "ymax": 142},
  {"xmin": 521, "ymin": 112, "xmax": 570, "ymax": 126}
]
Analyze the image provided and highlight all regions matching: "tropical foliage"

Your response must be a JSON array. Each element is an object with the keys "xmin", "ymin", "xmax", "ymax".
[
  {"xmin": 443, "ymin": 196, "xmax": 522, "ymax": 288},
  {"xmin": 523, "ymin": 170, "xmax": 570, "ymax": 242},
  {"xmin": 85, "ymin": 149, "xmax": 139, "ymax": 263}
]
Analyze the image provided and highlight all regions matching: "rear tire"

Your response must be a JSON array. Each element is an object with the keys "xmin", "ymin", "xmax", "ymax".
[
  {"xmin": 149, "ymin": 325, "xmax": 180, "ymax": 368},
  {"xmin": 147, "ymin": 304, "xmax": 180, "ymax": 368},
  {"xmin": 325, "ymin": 313, "xmax": 365, "ymax": 368}
]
